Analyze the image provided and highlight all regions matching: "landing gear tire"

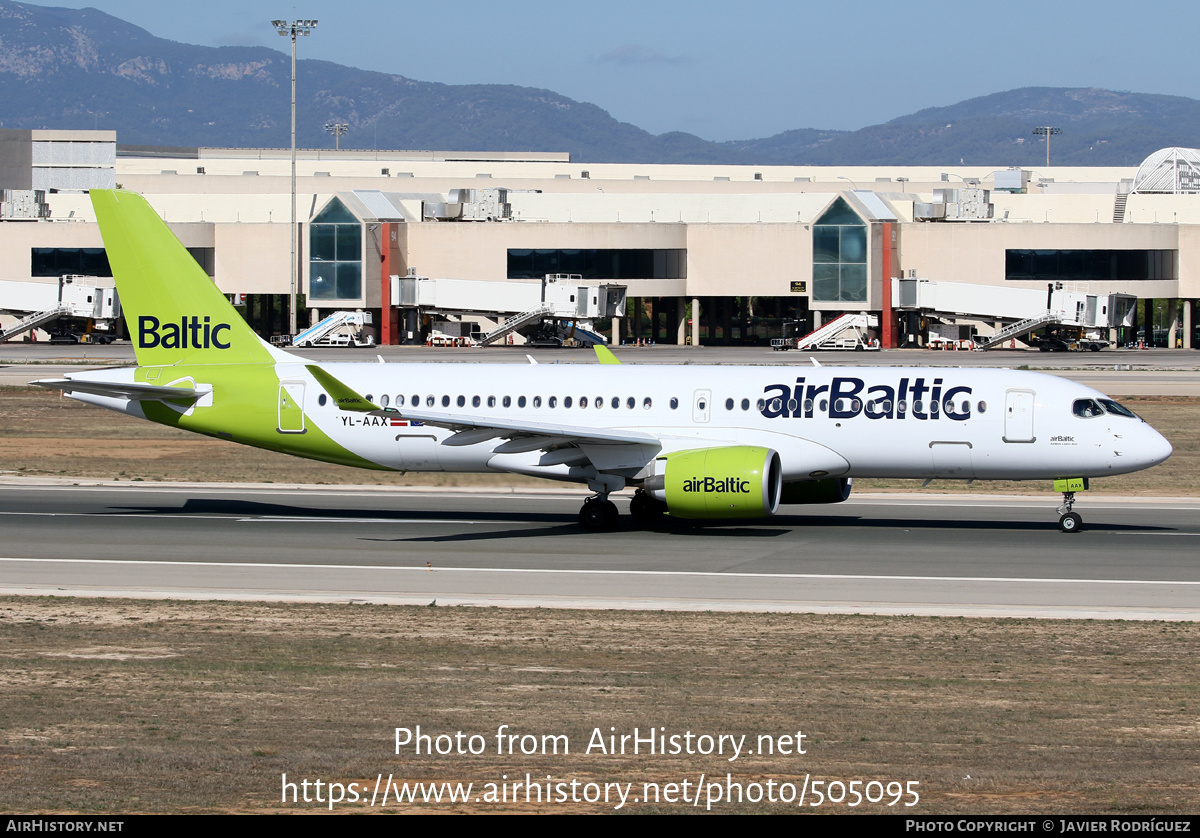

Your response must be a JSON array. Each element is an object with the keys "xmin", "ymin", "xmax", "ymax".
[
  {"xmin": 1059, "ymin": 511, "xmax": 1083, "ymax": 533},
  {"xmin": 629, "ymin": 491, "xmax": 666, "ymax": 527},
  {"xmin": 579, "ymin": 497, "xmax": 619, "ymax": 532}
]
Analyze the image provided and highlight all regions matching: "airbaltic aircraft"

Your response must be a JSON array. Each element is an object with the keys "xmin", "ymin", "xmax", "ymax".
[{"xmin": 36, "ymin": 190, "xmax": 1173, "ymax": 533}]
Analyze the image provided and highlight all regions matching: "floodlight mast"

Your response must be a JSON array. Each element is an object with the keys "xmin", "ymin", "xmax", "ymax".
[
  {"xmin": 325, "ymin": 121, "xmax": 349, "ymax": 150},
  {"xmin": 1033, "ymin": 125, "xmax": 1061, "ymax": 168},
  {"xmin": 272, "ymin": 18, "xmax": 318, "ymax": 338}
]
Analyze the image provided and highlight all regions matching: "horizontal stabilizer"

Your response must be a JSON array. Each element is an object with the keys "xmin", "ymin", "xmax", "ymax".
[{"xmin": 33, "ymin": 378, "xmax": 199, "ymax": 404}]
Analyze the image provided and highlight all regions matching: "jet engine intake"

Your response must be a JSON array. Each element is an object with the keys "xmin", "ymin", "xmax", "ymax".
[{"xmin": 645, "ymin": 446, "xmax": 782, "ymax": 519}]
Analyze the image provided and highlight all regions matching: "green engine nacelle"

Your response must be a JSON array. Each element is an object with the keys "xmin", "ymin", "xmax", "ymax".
[
  {"xmin": 646, "ymin": 446, "xmax": 783, "ymax": 519},
  {"xmin": 780, "ymin": 477, "xmax": 853, "ymax": 505}
]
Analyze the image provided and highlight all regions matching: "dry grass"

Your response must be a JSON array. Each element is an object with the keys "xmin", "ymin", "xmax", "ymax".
[
  {"xmin": 0, "ymin": 388, "xmax": 1196, "ymax": 495},
  {"xmin": 0, "ymin": 598, "xmax": 1197, "ymax": 814}
]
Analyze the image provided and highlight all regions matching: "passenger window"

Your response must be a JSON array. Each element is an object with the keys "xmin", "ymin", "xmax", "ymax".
[
  {"xmin": 366, "ymin": 394, "xmax": 375, "ymax": 403},
  {"xmin": 549, "ymin": 396, "xmax": 558, "ymax": 409},
  {"xmin": 503, "ymin": 396, "xmax": 511, "ymax": 408},
  {"xmin": 533, "ymin": 396, "xmax": 542, "ymax": 408},
  {"xmin": 380, "ymin": 394, "xmax": 389, "ymax": 407},
  {"xmin": 611, "ymin": 397, "xmax": 620, "ymax": 409},
  {"xmin": 580, "ymin": 396, "xmax": 588, "ymax": 408},
  {"xmin": 725, "ymin": 398, "xmax": 734, "ymax": 411},
  {"xmin": 456, "ymin": 395, "xmax": 466, "ymax": 408},
  {"xmin": 670, "ymin": 397, "xmax": 679, "ymax": 410},
  {"xmin": 472, "ymin": 395, "xmax": 481, "ymax": 408},
  {"xmin": 518, "ymin": 396, "xmax": 527, "ymax": 408},
  {"xmin": 564, "ymin": 396, "xmax": 572, "ymax": 408},
  {"xmin": 397, "ymin": 394, "xmax": 406, "ymax": 407},
  {"xmin": 318, "ymin": 394, "xmax": 327, "ymax": 406},
  {"xmin": 487, "ymin": 396, "xmax": 496, "ymax": 408},
  {"xmin": 643, "ymin": 397, "xmax": 652, "ymax": 409},
  {"xmin": 741, "ymin": 398, "xmax": 750, "ymax": 411},
  {"xmin": 442, "ymin": 395, "xmax": 451, "ymax": 407},
  {"xmin": 626, "ymin": 397, "xmax": 635, "ymax": 409},
  {"xmin": 426, "ymin": 395, "xmax": 435, "ymax": 407},
  {"xmin": 977, "ymin": 401, "xmax": 987, "ymax": 413}
]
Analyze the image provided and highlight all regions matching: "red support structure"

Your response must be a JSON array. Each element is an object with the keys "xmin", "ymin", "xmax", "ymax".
[
  {"xmin": 380, "ymin": 222, "xmax": 394, "ymax": 345},
  {"xmin": 880, "ymin": 221, "xmax": 896, "ymax": 349}
]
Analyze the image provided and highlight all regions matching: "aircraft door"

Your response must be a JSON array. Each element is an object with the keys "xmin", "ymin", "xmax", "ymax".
[
  {"xmin": 1003, "ymin": 389, "xmax": 1035, "ymax": 443},
  {"xmin": 693, "ymin": 389, "xmax": 711, "ymax": 423},
  {"xmin": 278, "ymin": 382, "xmax": 305, "ymax": 433}
]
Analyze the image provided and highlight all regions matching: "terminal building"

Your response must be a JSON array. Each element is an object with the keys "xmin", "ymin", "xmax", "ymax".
[{"xmin": 0, "ymin": 127, "xmax": 1197, "ymax": 349}]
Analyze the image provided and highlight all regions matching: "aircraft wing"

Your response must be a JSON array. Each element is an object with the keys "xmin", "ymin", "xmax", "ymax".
[
  {"xmin": 32, "ymin": 378, "xmax": 200, "ymax": 404},
  {"xmin": 387, "ymin": 407, "xmax": 660, "ymax": 450}
]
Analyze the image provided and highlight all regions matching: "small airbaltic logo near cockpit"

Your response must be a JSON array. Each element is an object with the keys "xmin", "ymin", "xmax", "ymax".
[{"xmin": 139, "ymin": 316, "xmax": 231, "ymax": 349}]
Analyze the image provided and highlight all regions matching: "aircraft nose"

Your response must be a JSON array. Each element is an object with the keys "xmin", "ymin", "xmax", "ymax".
[{"xmin": 1140, "ymin": 425, "xmax": 1173, "ymax": 469}]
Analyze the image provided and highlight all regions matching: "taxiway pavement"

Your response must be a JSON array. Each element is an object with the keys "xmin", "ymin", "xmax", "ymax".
[{"xmin": 2, "ymin": 482, "xmax": 1197, "ymax": 620}]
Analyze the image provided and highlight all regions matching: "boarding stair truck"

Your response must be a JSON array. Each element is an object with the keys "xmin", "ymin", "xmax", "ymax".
[
  {"xmin": 292, "ymin": 310, "xmax": 375, "ymax": 348},
  {"xmin": 0, "ymin": 276, "xmax": 121, "ymax": 343},
  {"xmin": 794, "ymin": 313, "xmax": 880, "ymax": 350}
]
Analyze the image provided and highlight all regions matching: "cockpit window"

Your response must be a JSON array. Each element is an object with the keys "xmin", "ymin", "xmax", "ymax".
[
  {"xmin": 1099, "ymin": 399, "xmax": 1138, "ymax": 419},
  {"xmin": 1073, "ymin": 399, "xmax": 1104, "ymax": 418}
]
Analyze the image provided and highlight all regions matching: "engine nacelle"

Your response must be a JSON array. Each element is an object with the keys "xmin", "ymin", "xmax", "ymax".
[
  {"xmin": 645, "ymin": 446, "xmax": 782, "ymax": 519},
  {"xmin": 780, "ymin": 477, "xmax": 853, "ymax": 505}
]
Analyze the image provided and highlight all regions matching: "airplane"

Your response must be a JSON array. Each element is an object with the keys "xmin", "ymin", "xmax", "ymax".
[{"xmin": 34, "ymin": 190, "xmax": 1173, "ymax": 533}]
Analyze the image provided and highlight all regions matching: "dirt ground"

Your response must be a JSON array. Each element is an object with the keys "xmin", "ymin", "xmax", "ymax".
[
  {"xmin": 1, "ymin": 387, "xmax": 1196, "ymax": 495},
  {"xmin": 0, "ymin": 597, "xmax": 1196, "ymax": 814},
  {"xmin": 1, "ymin": 388, "xmax": 1197, "ymax": 815}
]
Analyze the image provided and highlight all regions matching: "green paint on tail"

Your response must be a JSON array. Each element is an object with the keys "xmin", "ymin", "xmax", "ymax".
[{"xmin": 91, "ymin": 190, "xmax": 273, "ymax": 366}]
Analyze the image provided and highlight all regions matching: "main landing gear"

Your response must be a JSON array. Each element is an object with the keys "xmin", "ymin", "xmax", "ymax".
[
  {"xmin": 1057, "ymin": 491, "xmax": 1082, "ymax": 533},
  {"xmin": 629, "ymin": 490, "xmax": 667, "ymax": 527},
  {"xmin": 579, "ymin": 494, "xmax": 619, "ymax": 532},
  {"xmin": 578, "ymin": 490, "xmax": 668, "ymax": 531}
]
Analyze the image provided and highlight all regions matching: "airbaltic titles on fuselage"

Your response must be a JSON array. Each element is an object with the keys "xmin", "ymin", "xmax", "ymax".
[{"xmin": 761, "ymin": 376, "xmax": 974, "ymax": 421}]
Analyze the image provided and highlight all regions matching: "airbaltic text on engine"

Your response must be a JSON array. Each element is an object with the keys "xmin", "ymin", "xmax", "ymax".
[
  {"xmin": 761, "ymin": 376, "xmax": 972, "ymax": 420},
  {"xmin": 684, "ymin": 477, "xmax": 752, "ymax": 493},
  {"xmin": 139, "ymin": 315, "xmax": 232, "ymax": 350}
]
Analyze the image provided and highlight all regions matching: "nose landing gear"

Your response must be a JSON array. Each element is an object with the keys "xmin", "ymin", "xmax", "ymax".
[
  {"xmin": 1057, "ymin": 491, "xmax": 1082, "ymax": 533},
  {"xmin": 1053, "ymin": 477, "xmax": 1089, "ymax": 533}
]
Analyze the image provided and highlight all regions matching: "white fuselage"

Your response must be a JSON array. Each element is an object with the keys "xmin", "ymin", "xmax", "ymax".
[{"xmin": 275, "ymin": 363, "xmax": 1171, "ymax": 483}]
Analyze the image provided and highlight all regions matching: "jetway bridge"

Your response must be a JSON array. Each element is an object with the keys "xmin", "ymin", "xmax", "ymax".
[
  {"xmin": 893, "ymin": 278, "xmax": 1135, "ymax": 350},
  {"xmin": 391, "ymin": 273, "xmax": 625, "ymax": 346},
  {"xmin": 1, "ymin": 276, "xmax": 120, "ymax": 342}
]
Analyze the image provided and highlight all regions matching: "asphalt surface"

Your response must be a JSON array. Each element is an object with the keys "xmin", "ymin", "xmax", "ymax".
[{"xmin": 2, "ymin": 483, "xmax": 1197, "ymax": 620}]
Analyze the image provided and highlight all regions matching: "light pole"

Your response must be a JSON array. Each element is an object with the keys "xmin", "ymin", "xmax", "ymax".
[
  {"xmin": 272, "ymin": 18, "xmax": 318, "ymax": 338},
  {"xmin": 1033, "ymin": 126, "xmax": 1061, "ymax": 168},
  {"xmin": 324, "ymin": 121, "xmax": 349, "ymax": 150}
]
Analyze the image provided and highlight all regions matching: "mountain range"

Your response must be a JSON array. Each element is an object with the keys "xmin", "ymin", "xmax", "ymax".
[{"xmin": 1, "ymin": 0, "xmax": 1198, "ymax": 167}]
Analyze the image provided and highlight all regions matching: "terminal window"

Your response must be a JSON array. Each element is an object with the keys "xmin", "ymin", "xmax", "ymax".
[
  {"xmin": 812, "ymin": 198, "xmax": 867, "ymax": 303},
  {"xmin": 1005, "ymin": 249, "xmax": 1176, "ymax": 282},
  {"xmin": 32, "ymin": 247, "xmax": 214, "ymax": 278},
  {"xmin": 309, "ymin": 198, "xmax": 363, "ymax": 300},
  {"xmin": 507, "ymin": 249, "xmax": 685, "ymax": 280}
]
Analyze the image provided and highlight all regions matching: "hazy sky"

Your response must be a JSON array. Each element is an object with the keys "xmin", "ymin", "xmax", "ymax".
[{"xmin": 14, "ymin": 0, "xmax": 1198, "ymax": 141}]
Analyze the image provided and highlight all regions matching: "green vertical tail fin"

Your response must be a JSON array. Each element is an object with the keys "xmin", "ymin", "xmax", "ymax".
[{"xmin": 91, "ymin": 189, "xmax": 274, "ymax": 366}]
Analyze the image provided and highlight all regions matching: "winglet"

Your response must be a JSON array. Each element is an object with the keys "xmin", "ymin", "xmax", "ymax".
[
  {"xmin": 594, "ymin": 345, "xmax": 621, "ymax": 365},
  {"xmin": 305, "ymin": 364, "xmax": 375, "ymax": 413}
]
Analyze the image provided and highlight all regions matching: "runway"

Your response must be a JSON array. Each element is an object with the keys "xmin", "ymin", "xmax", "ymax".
[{"xmin": 2, "ymin": 482, "xmax": 1197, "ymax": 620}]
